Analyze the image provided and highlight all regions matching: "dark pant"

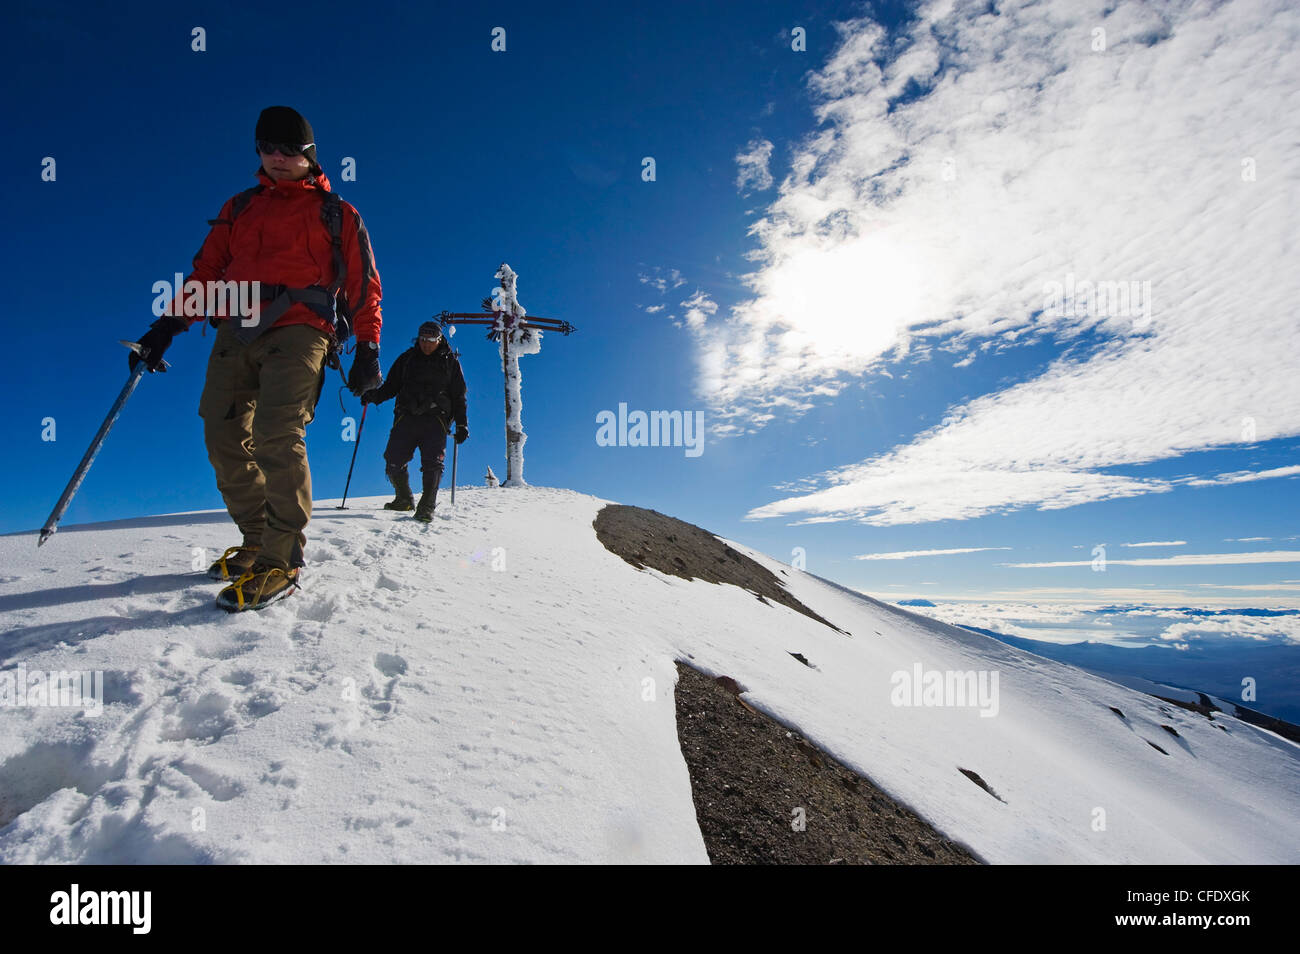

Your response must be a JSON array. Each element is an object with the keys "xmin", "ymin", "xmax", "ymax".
[{"xmin": 383, "ymin": 412, "xmax": 447, "ymax": 493}]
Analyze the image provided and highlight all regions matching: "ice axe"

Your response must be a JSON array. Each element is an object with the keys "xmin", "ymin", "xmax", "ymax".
[{"xmin": 38, "ymin": 341, "xmax": 166, "ymax": 547}]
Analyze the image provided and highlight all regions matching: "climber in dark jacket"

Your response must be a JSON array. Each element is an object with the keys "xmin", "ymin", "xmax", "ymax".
[{"xmin": 362, "ymin": 321, "xmax": 468, "ymax": 521}]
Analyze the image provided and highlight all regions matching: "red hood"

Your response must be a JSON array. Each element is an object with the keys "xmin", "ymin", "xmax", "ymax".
[{"xmin": 255, "ymin": 168, "xmax": 332, "ymax": 193}]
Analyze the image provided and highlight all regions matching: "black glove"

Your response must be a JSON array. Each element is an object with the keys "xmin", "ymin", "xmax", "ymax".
[
  {"xmin": 129, "ymin": 316, "xmax": 187, "ymax": 373},
  {"xmin": 454, "ymin": 424, "xmax": 469, "ymax": 445},
  {"xmin": 348, "ymin": 342, "xmax": 382, "ymax": 396},
  {"xmin": 360, "ymin": 389, "xmax": 382, "ymax": 406}
]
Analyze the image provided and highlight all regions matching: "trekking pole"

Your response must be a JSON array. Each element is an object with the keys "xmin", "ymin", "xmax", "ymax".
[
  {"xmin": 39, "ymin": 341, "xmax": 163, "ymax": 547},
  {"xmin": 450, "ymin": 433, "xmax": 458, "ymax": 508},
  {"xmin": 337, "ymin": 403, "xmax": 368, "ymax": 509}
]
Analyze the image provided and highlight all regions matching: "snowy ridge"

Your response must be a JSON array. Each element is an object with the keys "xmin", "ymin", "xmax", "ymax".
[{"xmin": 1, "ymin": 487, "xmax": 1297, "ymax": 863}]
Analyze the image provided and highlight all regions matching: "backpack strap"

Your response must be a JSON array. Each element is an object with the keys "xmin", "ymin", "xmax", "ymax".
[
  {"xmin": 194, "ymin": 186, "xmax": 267, "ymax": 334},
  {"xmin": 208, "ymin": 185, "xmax": 264, "ymax": 227},
  {"xmin": 319, "ymin": 192, "xmax": 352, "ymax": 340}
]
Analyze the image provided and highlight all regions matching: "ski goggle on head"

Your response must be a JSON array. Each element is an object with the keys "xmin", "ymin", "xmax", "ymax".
[
  {"xmin": 416, "ymin": 331, "xmax": 443, "ymax": 343},
  {"xmin": 257, "ymin": 141, "xmax": 314, "ymax": 157}
]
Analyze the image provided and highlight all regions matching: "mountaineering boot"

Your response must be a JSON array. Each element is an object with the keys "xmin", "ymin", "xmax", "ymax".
[
  {"xmin": 216, "ymin": 562, "xmax": 300, "ymax": 612},
  {"xmin": 413, "ymin": 470, "xmax": 439, "ymax": 523},
  {"xmin": 207, "ymin": 544, "xmax": 260, "ymax": 581},
  {"xmin": 383, "ymin": 468, "xmax": 415, "ymax": 511}
]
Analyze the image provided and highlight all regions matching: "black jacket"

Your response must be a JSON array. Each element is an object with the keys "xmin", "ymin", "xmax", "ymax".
[{"xmin": 368, "ymin": 340, "xmax": 467, "ymax": 430}]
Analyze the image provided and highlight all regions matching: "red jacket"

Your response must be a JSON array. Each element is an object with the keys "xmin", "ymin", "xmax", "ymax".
[{"xmin": 172, "ymin": 169, "xmax": 382, "ymax": 343}]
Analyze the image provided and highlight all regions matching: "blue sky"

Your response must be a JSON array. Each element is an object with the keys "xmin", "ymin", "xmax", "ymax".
[{"xmin": 3, "ymin": 0, "xmax": 1298, "ymax": 649}]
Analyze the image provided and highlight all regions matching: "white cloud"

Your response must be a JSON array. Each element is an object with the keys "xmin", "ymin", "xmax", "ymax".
[
  {"xmin": 750, "ymin": 466, "xmax": 1168, "ymax": 525},
  {"xmin": 735, "ymin": 138, "xmax": 775, "ymax": 194},
  {"xmin": 1005, "ymin": 550, "xmax": 1300, "ymax": 568},
  {"xmin": 680, "ymin": 290, "xmax": 718, "ymax": 332},
  {"xmin": 645, "ymin": 304, "xmax": 665, "ymax": 314},
  {"xmin": 1193, "ymin": 582, "xmax": 1300, "ymax": 591},
  {"xmin": 881, "ymin": 588, "xmax": 1300, "ymax": 607},
  {"xmin": 748, "ymin": 463, "xmax": 1299, "ymax": 525},
  {"xmin": 896, "ymin": 598, "xmax": 1300, "ymax": 646},
  {"xmin": 855, "ymin": 546, "xmax": 1010, "ymax": 560},
  {"xmin": 1157, "ymin": 615, "xmax": 1300, "ymax": 645},
  {"xmin": 638, "ymin": 268, "xmax": 686, "ymax": 294},
  {"xmin": 905, "ymin": 600, "xmax": 1094, "ymax": 642},
  {"xmin": 703, "ymin": 1, "xmax": 1300, "ymax": 526},
  {"xmin": 1183, "ymin": 465, "xmax": 1300, "ymax": 487},
  {"xmin": 1121, "ymin": 541, "xmax": 1186, "ymax": 548},
  {"xmin": 1224, "ymin": 536, "xmax": 1272, "ymax": 542}
]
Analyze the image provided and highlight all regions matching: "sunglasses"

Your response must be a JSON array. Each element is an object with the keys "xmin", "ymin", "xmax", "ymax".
[{"xmin": 257, "ymin": 141, "xmax": 314, "ymax": 157}]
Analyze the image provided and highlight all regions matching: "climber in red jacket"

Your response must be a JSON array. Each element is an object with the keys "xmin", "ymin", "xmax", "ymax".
[{"xmin": 128, "ymin": 106, "xmax": 384, "ymax": 611}]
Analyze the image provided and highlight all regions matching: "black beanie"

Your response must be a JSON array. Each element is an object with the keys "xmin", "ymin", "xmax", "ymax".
[
  {"xmin": 417, "ymin": 321, "xmax": 444, "ymax": 340},
  {"xmin": 255, "ymin": 106, "xmax": 320, "ymax": 173}
]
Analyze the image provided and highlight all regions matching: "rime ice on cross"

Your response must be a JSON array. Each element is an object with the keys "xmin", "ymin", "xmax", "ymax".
[
  {"xmin": 433, "ymin": 264, "xmax": 575, "ymax": 489},
  {"xmin": 494, "ymin": 264, "xmax": 535, "ymax": 486}
]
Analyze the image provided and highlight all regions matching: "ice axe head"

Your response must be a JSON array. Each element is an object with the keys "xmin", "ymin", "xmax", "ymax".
[{"xmin": 119, "ymin": 339, "xmax": 169, "ymax": 372}]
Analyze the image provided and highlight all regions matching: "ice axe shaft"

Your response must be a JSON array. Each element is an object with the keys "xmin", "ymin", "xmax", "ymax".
[
  {"xmin": 39, "ymin": 341, "xmax": 160, "ymax": 546},
  {"xmin": 337, "ymin": 403, "xmax": 368, "ymax": 509}
]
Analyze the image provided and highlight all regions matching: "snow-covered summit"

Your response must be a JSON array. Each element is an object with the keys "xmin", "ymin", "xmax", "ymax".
[{"xmin": 1, "ymin": 487, "xmax": 1297, "ymax": 863}]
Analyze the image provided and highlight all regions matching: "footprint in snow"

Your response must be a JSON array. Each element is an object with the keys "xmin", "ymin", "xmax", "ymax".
[
  {"xmin": 354, "ymin": 653, "xmax": 408, "ymax": 719},
  {"xmin": 157, "ymin": 691, "xmax": 237, "ymax": 744},
  {"xmin": 241, "ymin": 687, "xmax": 284, "ymax": 718},
  {"xmin": 169, "ymin": 759, "xmax": 244, "ymax": 802},
  {"xmin": 374, "ymin": 653, "xmax": 407, "ymax": 678}
]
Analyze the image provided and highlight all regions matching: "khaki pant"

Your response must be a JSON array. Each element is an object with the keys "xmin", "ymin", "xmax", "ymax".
[{"xmin": 198, "ymin": 321, "xmax": 330, "ymax": 570}]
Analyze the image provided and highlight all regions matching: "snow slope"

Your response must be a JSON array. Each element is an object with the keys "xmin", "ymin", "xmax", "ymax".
[{"xmin": 1, "ymin": 487, "xmax": 1297, "ymax": 863}]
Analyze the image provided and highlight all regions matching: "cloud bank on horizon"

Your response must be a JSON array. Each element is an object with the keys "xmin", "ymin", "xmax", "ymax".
[
  {"xmin": 910, "ymin": 598, "xmax": 1300, "ymax": 647},
  {"xmin": 855, "ymin": 546, "xmax": 1011, "ymax": 560},
  {"xmin": 699, "ymin": 0, "xmax": 1300, "ymax": 526}
]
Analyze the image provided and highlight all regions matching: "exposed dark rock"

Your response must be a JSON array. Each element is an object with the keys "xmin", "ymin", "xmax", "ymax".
[
  {"xmin": 1156, "ymin": 694, "xmax": 1219, "ymax": 720},
  {"xmin": 958, "ymin": 768, "xmax": 1005, "ymax": 803},
  {"xmin": 673, "ymin": 662, "xmax": 980, "ymax": 865},
  {"xmin": 1228, "ymin": 703, "xmax": 1300, "ymax": 745},
  {"xmin": 593, "ymin": 505, "xmax": 845, "ymax": 634}
]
